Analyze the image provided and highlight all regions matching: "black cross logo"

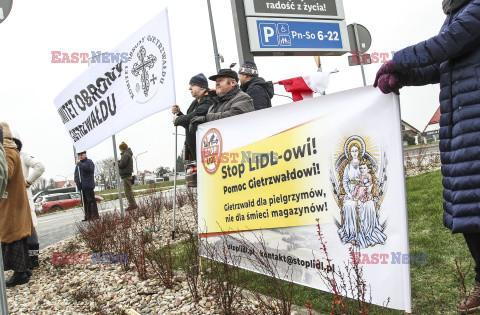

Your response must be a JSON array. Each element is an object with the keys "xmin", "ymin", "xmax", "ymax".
[
  {"xmin": 132, "ymin": 46, "xmax": 157, "ymax": 97},
  {"xmin": 151, "ymin": 74, "xmax": 158, "ymax": 85}
]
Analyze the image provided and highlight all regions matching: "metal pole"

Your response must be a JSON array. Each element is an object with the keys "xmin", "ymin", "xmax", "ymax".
[
  {"xmin": 353, "ymin": 23, "xmax": 367, "ymax": 87},
  {"xmin": 73, "ymin": 146, "xmax": 77, "ymax": 165},
  {"xmin": 77, "ymin": 166, "xmax": 86, "ymax": 218},
  {"xmin": 207, "ymin": 0, "xmax": 221, "ymax": 72},
  {"xmin": 135, "ymin": 158, "xmax": 139, "ymax": 177},
  {"xmin": 112, "ymin": 135, "xmax": 124, "ymax": 216},
  {"xmin": 0, "ymin": 238, "xmax": 8, "ymax": 314},
  {"xmin": 172, "ymin": 126, "xmax": 178, "ymax": 239}
]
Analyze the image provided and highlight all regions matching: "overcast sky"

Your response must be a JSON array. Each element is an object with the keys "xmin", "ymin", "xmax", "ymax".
[{"xmin": 0, "ymin": 0, "xmax": 445, "ymax": 181}]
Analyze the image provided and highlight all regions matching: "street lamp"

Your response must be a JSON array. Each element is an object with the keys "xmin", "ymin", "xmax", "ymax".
[{"xmin": 134, "ymin": 151, "xmax": 148, "ymax": 176}]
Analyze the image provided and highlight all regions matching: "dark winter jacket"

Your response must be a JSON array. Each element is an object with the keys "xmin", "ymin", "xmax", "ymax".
[
  {"xmin": 174, "ymin": 90, "xmax": 215, "ymax": 128},
  {"xmin": 393, "ymin": 0, "xmax": 480, "ymax": 233},
  {"xmin": 74, "ymin": 158, "xmax": 95, "ymax": 190},
  {"xmin": 118, "ymin": 147, "xmax": 134, "ymax": 179},
  {"xmin": 240, "ymin": 77, "xmax": 274, "ymax": 110},
  {"xmin": 206, "ymin": 86, "xmax": 254, "ymax": 122}
]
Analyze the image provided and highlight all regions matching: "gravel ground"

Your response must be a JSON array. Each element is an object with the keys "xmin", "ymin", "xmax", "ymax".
[{"xmin": 4, "ymin": 202, "xmax": 315, "ymax": 314}]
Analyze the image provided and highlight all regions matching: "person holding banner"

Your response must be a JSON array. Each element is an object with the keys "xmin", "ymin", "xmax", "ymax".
[
  {"xmin": 172, "ymin": 73, "xmax": 215, "ymax": 160},
  {"xmin": 0, "ymin": 122, "xmax": 34, "ymax": 287},
  {"xmin": 74, "ymin": 151, "xmax": 99, "ymax": 221},
  {"xmin": 238, "ymin": 61, "xmax": 274, "ymax": 111},
  {"xmin": 11, "ymin": 131, "xmax": 45, "ymax": 270},
  {"xmin": 373, "ymin": 0, "xmax": 480, "ymax": 312},
  {"xmin": 189, "ymin": 69, "xmax": 254, "ymax": 132}
]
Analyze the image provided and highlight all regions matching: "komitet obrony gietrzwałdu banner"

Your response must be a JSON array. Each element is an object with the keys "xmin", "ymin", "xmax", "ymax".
[
  {"xmin": 54, "ymin": 8, "xmax": 175, "ymax": 152},
  {"xmin": 197, "ymin": 87, "xmax": 411, "ymax": 312}
]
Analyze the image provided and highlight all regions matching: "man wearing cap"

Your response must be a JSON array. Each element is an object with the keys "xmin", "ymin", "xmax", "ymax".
[
  {"xmin": 189, "ymin": 69, "xmax": 254, "ymax": 131},
  {"xmin": 74, "ymin": 151, "xmax": 99, "ymax": 221},
  {"xmin": 238, "ymin": 61, "xmax": 274, "ymax": 111},
  {"xmin": 117, "ymin": 142, "xmax": 137, "ymax": 211},
  {"xmin": 172, "ymin": 73, "xmax": 215, "ymax": 160}
]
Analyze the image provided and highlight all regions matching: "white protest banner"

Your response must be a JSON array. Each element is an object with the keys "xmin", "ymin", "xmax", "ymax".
[
  {"xmin": 197, "ymin": 86, "xmax": 411, "ymax": 312},
  {"xmin": 54, "ymin": 8, "xmax": 175, "ymax": 152}
]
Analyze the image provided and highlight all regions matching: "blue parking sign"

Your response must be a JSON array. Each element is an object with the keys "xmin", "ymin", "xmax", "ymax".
[
  {"xmin": 257, "ymin": 19, "xmax": 344, "ymax": 49},
  {"xmin": 259, "ymin": 23, "xmax": 278, "ymax": 47}
]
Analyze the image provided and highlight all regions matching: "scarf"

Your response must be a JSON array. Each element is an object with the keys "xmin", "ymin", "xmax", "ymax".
[{"xmin": 443, "ymin": 0, "xmax": 471, "ymax": 14}]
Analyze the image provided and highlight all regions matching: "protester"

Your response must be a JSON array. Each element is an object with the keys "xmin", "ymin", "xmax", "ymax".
[
  {"xmin": 0, "ymin": 125, "xmax": 7, "ymax": 200},
  {"xmin": 0, "ymin": 122, "xmax": 34, "ymax": 287},
  {"xmin": 373, "ymin": 1, "xmax": 480, "ymax": 312},
  {"xmin": 74, "ymin": 151, "xmax": 99, "ymax": 221},
  {"xmin": 172, "ymin": 73, "xmax": 215, "ymax": 160},
  {"xmin": 189, "ymin": 69, "xmax": 254, "ymax": 132},
  {"xmin": 238, "ymin": 61, "xmax": 274, "ymax": 110},
  {"xmin": 11, "ymin": 131, "xmax": 45, "ymax": 270},
  {"xmin": 117, "ymin": 142, "xmax": 137, "ymax": 211}
]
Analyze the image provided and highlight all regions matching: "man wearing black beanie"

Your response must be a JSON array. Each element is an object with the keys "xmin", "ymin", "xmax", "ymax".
[
  {"xmin": 172, "ymin": 73, "xmax": 215, "ymax": 160},
  {"xmin": 238, "ymin": 61, "xmax": 274, "ymax": 111}
]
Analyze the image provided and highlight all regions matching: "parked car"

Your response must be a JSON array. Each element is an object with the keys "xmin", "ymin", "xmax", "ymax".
[
  {"xmin": 34, "ymin": 192, "xmax": 103, "ymax": 214},
  {"xmin": 32, "ymin": 186, "xmax": 77, "ymax": 202},
  {"xmin": 185, "ymin": 160, "xmax": 197, "ymax": 187}
]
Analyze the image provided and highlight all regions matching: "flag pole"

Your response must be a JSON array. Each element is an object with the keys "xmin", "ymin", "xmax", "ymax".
[
  {"xmin": 112, "ymin": 135, "xmax": 124, "ymax": 216},
  {"xmin": 172, "ymin": 126, "xmax": 178, "ymax": 240}
]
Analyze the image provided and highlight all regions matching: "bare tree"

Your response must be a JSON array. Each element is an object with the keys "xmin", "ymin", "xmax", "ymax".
[{"xmin": 95, "ymin": 157, "xmax": 116, "ymax": 188}]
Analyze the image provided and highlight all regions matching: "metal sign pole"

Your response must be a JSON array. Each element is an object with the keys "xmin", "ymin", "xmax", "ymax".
[
  {"xmin": 353, "ymin": 23, "xmax": 367, "ymax": 87},
  {"xmin": 112, "ymin": 135, "xmax": 124, "ymax": 216},
  {"xmin": 172, "ymin": 126, "xmax": 178, "ymax": 240},
  {"xmin": 207, "ymin": 0, "xmax": 222, "ymax": 72},
  {"xmin": 231, "ymin": 0, "xmax": 255, "ymax": 64},
  {"xmin": 0, "ymin": 237, "xmax": 9, "ymax": 314}
]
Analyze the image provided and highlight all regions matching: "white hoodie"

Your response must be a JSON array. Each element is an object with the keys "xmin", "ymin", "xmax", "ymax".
[{"xmin": 21, "ymin": 152, "xmax": 45, "ymax": 228}]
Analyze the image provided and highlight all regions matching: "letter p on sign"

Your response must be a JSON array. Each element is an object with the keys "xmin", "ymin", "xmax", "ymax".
[{"xmin": 259, "ymin": 23, "xmax": 278, "ymax": 47}]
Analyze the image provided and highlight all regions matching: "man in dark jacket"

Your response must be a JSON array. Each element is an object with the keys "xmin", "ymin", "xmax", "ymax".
[
  {"xmin": 238, "ymin": 61, "xmax": 274, "ymax": 110},
  {"xmin": 117, "ymin": 142, "xmax": 137, "ymax": 211},
  {"xmin": 374, "ymin": 0, "xmax": 480, "ymax": 312},
  {"xmin": 74, "ymin": 151, "xmax": 99, "ymax": 221},
  {"xmin": 189, "ymin": 69, "xmax": 254, "ymax": 132},
  {"xmin": 172, "ymin": 73, "xmax": 214, "ymax": 160}
]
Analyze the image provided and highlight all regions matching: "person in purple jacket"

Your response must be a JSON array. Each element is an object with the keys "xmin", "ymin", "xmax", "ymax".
[{"xmin": 374, "ymin": 0, "xmax": 480, "ymax": 312}]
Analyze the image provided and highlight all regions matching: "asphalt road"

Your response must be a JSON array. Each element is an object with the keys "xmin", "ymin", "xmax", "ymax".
[{"xmin": 37, "ymin": 187, "xmax": 182, "ymax": 250}]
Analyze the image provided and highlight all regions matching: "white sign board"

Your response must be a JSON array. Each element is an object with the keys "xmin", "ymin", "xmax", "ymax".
[{"xmin": 197, "ymin": 87, "xmax": 411, "ymax": 312}]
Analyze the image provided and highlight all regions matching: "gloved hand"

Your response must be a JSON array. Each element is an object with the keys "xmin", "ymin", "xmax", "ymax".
[
  {"xmin": 189, "ymin": 116, "xmax": 206, "ymax": 133},
  {"xmin": 376, "ymin": 73, "xmax": 402, "ymax": 95},
  {"xmin": 373, "ymin": 60, "xmax": 396, "ymax": 88}
]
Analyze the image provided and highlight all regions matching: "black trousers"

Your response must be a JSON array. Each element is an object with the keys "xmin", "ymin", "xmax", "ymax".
[
  {"xmin": 81, "ymin": 188, "xmax": 99, "ymax": 220},
  {"xmin": 464, "ymin": 233, "xmax": 480, "ymax": 282},
  {"xmin": 185, "ymin": 131, "xmax": 197, "ymax": 160}
]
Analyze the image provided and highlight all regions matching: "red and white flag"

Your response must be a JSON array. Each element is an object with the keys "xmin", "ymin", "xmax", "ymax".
[{"xmin": 278, "ymin": 72, "xmax": 330, "ymax": 102}]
